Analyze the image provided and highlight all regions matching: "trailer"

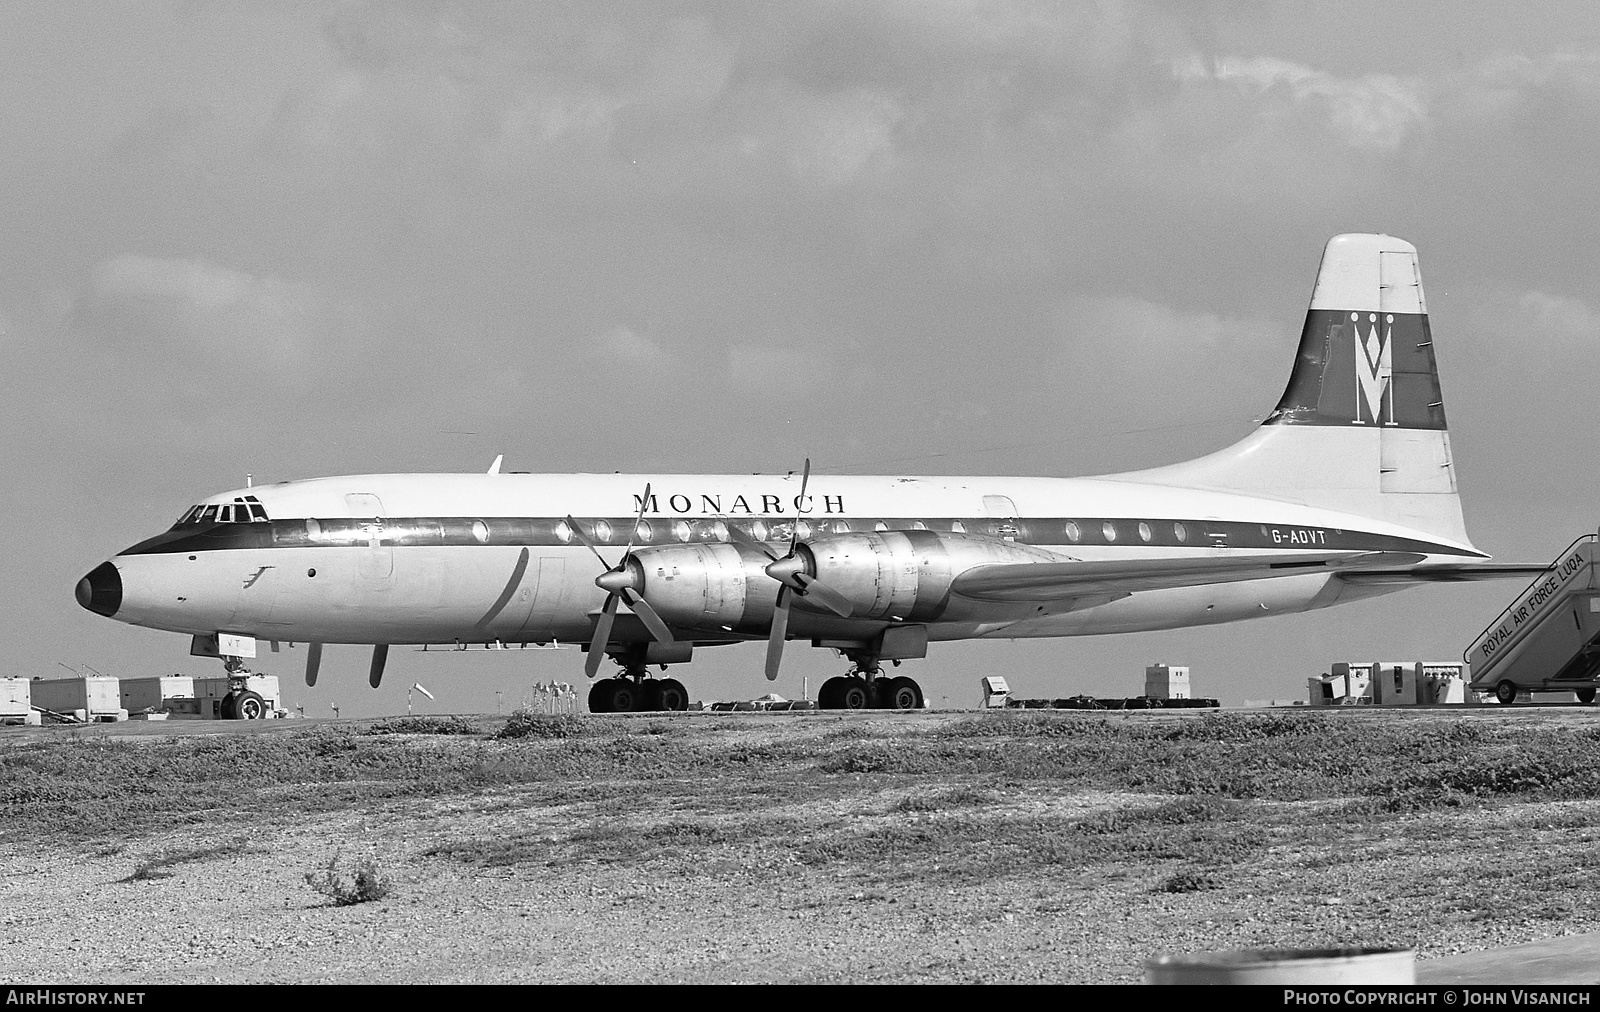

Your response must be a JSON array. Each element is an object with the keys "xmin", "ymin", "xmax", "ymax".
[
  {"xmin": 119, "ymin": 675, "xmax": 197, "ymax": 717},
  {"xmin": 29, "ymin": 677, "xmax": 127, "ymax": 722},
  {"xmin": 0, "ymin": 678, "xmax": 41, "ymax": 726}
]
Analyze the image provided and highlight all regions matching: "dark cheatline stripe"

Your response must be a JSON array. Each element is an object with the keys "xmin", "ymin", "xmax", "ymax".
[{"xmin": 116, "ymin": 514, "xmax": 1484, "ymax": 559}]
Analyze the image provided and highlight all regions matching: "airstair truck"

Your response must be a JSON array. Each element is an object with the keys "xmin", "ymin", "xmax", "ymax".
[{"xmin": 1467, "ymin": 534, "xmax": 1600, "ymax": 705}]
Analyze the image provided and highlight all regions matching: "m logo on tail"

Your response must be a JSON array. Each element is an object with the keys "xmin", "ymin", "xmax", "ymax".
[{"xmin": 1353, "ymin": 312, "xmax": 1395, "ymax": 426}]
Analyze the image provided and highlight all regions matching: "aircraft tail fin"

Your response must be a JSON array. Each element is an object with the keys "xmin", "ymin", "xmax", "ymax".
[{"xmin": 1110, "ymin": 233, "xmax": 1475, "ymax": 549}]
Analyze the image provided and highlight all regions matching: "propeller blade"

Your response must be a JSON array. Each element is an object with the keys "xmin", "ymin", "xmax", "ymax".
[
  {"xmin": 565, "ymin": 515, "xmax": 612, "ymax": 570},
  {"xmin": 619, "ymin": 588, "xmax": 675, "ymax": 644},
  {"xmin": 585, "ymin": 595, "xmax": 620, "ymax": 679},
  {"xmin": 789, "ymin": 458, "xmax": 811, "ymax": 557},
  {"xmin": 623, "ymin": 482, "xmax": 651, "ymax": 557},
  {"xmin": 723, "ymin": 521, "xmax": 781, "ymax": 561},
  {"xmin": 765, "ymin": 585, "xmax": 791, "ymax": 681},
  {"xmin": 304, "ymin": 642, "xmax": 323, "ymax": 687},
  {"xmin": 796, "ymin": 574, "xmax": 854, "ymax": 618}
]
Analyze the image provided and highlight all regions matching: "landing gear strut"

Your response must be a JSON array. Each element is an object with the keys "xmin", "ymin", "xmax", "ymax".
[
  {"xmin": 817, "ymin": 652, "xmax": 924, "ymax": 711},
  {"xmin": 587, "ymin": 649, "xmax": 689, "ymax": 714}
]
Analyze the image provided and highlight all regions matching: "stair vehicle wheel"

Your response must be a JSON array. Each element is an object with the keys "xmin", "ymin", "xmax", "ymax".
[
  {"xmin": 1495, "ymin": 680, "xmax": 1518, "ymax": 705},
  {"xmin": 1578, "ymin": 688, "xmax": 1597, "ymax": 705},
  {"xmin": 607, "ymin": 679, "xmax": 640, "ymax": 713},
  {"xmin": 233, "ymin": 691, "xmax": 267, "ymax": 720},
  {"xmin": 655, "ymin": 678, "xmax": 689, "ymax": 712},
  {"xmin": 589, "ymin": 678, "xmax": 617, "ymax": 714},
  {"xmin": 884, "ymin": 676, "xmax": 922, "ymax": 711},
  {"xmin": 840, "ymin": 679, "xmax": 872, "ymax": 710},
  {"xmin": 818, "ymin": 676, "xmax": 847, "ymax": 709},
  {"xmin": 217, "ymin": 693, "xmax": 238, "ymax": 720}
]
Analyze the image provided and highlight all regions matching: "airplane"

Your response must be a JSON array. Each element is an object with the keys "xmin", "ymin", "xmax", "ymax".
[{"xmin": 76, "ymin": 233, "xmax": 1547, "ymax": 714}]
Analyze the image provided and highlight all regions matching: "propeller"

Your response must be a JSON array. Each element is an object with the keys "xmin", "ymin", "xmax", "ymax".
[
  {"xmin": 567, "ymin": 483, "xmax": 675, "ymax": 679},
  {"xmin": 722, "ymin": 459, "xmax": 853, "ymax": 680}
]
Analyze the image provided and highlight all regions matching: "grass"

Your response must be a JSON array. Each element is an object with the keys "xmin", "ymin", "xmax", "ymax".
[
  {"xmin": 10, "ymin": 709, "xmax": 1600, "ymax": 944},
  {"xmin": 11, "ymin": 708, "xmax": 1600, "ymax": 980},
  {"xmin": 121, "ymin": 837, "xmax": 251, "ymax": 882},
  {"xmin": 10, "ymin": 710, "xmax": 1600, "ymax": 848},
  {"xmin": 303, "ymin": 851, "xmax": 392, "ymax": 906}
]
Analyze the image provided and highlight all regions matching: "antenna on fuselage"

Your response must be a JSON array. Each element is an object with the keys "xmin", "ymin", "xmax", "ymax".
[
  {"xmin": 487, "ymin": 455, "xmax": 503, "ymax": 475},
  {"xmin": 246, "ymin": 473, "xmax": 253, "ymax": 488}
]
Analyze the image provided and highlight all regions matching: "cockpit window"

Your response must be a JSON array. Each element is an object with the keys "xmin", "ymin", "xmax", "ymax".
[{"xmin": 172, "ymin": 496, "xmax": 270, "ymax": 528}]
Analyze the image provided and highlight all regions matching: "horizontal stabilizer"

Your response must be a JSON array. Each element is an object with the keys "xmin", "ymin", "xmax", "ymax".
[{"xmin": 951, "ymin": 551, "xmax": 1426, "ymax": 603}]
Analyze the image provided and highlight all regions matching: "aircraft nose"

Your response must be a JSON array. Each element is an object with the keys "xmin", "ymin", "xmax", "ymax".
[{"xmin": 76, "ymin": 561, "xmax": 122, "ymax": 618}]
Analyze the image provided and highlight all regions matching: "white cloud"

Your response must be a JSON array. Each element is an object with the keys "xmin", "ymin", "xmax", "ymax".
[
  {"xmin": 783, "ymin": 89, "xmax": 905, "ymax": 186},
  {"xmin": 596, "ymin": 325, "xmax": 667, "ymax": 365},
  {"xmin": 80, "ymin": 256, "xmax": 350, "ymax": 365},
  {"xmin": 1170, "ymin": 54, "xmax": 1429, "ymax": 151},
  {"xmin": 1515, "ymin": 290, "xmax": 1598, "ymax": 345}
]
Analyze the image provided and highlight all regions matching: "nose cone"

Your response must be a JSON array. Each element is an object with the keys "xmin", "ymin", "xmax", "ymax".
[{"xmin": 76, "ymin": 561, "xmax": 122, "ymax": 618}]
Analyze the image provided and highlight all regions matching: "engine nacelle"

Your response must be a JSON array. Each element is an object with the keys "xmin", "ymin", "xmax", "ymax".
[
  {"xmin": 621, "ymin": 529, "xmax": 1063, "ymax": 634},
  {"xmin": 800, "ymin": 530, "xmax": 1062, "ymax": 622},
  {"xmin": 623, "ymin": 542, "xmax": 779, "ymax": 632}
]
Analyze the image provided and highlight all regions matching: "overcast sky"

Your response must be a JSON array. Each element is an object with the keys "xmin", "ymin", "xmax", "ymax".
[{"xmin": 5, "ymin": 1, "xmax": 1598, "ymax": 716}]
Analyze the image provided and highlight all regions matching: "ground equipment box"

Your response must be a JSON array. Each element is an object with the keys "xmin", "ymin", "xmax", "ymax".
[
  {"xmin": 120, "ymin": 676, "xmax": 199, "ymax": 717},
  {"xmin": 0, "ymin": 678, "xmax": 40, "ymax": 725},
  {"xmin": 30, "ymin": 676, "xmax": 127, "ymax": 722}
]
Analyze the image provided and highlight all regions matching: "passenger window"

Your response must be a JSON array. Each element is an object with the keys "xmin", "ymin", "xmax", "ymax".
[
  {"xmin": 1174, "ymin": 522, "xmax": 1188, "ymax": 542},
  {"xmin": 1102, "ymin": 522, "xmax": 1117, "ymax": 542},
  {"xmin": 593, "ymin": 520, "xmax": 612, "ymax": 542},
  {"xmin": 1138, "ymin": 522, "xmax": 1152, "ymax": 542},
  {"xmin": 1065, "ymin": 521, "xmax": 1081, "ymax": 542},
  {"xmin": 912, "ymin": 521, "xmax": 927, "ymax": 531},
  {"xmin": 951, "ymin": 521, "xmax": 966, "ymax": 533},
  {"xmin": 673, "ymin": 521, "xmax": 692, "ymax": 543},
  {"xmin": 635, "ymin": 521, "xmax": 653, "ymax": 543}
]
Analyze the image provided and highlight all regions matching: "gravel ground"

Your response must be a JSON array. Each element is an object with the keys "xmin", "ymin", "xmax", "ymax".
[{"xmin": 2, "ymin": 710, "xmax": 1596, "ymax": 984}]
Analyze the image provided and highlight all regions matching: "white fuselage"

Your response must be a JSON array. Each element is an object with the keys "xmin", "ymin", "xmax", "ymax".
[{"xmin": 99, "ymin": 470, "xmax": 1480, "ymax": 649}]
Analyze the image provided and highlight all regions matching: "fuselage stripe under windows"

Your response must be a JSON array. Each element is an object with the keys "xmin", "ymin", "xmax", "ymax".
[{"xmin": 120, "ymin": 516, "xmax": 1482, "ymax": 559}]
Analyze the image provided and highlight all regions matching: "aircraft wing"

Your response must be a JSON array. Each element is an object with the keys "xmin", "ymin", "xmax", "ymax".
[
  {"xmin": 1334, "ymin": 564, "xmax": 1552, "ymax": 585},
  {"xmin": 949, "ymin": 551, "xmax": 1429, "ymax": 603}
]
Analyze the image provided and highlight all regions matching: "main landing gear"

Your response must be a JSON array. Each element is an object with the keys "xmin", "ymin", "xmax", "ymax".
[
  {"xmin": 817, "ymin": 652, "xmax": 924, "ymax": 711},
  {"xmin": 587, "ymin": 651, "xmax": 688, "ymax": 713}
]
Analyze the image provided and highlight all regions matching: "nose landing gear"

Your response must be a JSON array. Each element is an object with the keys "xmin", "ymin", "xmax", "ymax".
[{"xmin": 217, "ymin": 654, "xmax": 270, "ymax": 719}]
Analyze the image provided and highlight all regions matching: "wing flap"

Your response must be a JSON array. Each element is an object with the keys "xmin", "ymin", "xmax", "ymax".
[{"xmin": 950, "ymin": 551, "xmax": 1428, "ymax": 603}]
